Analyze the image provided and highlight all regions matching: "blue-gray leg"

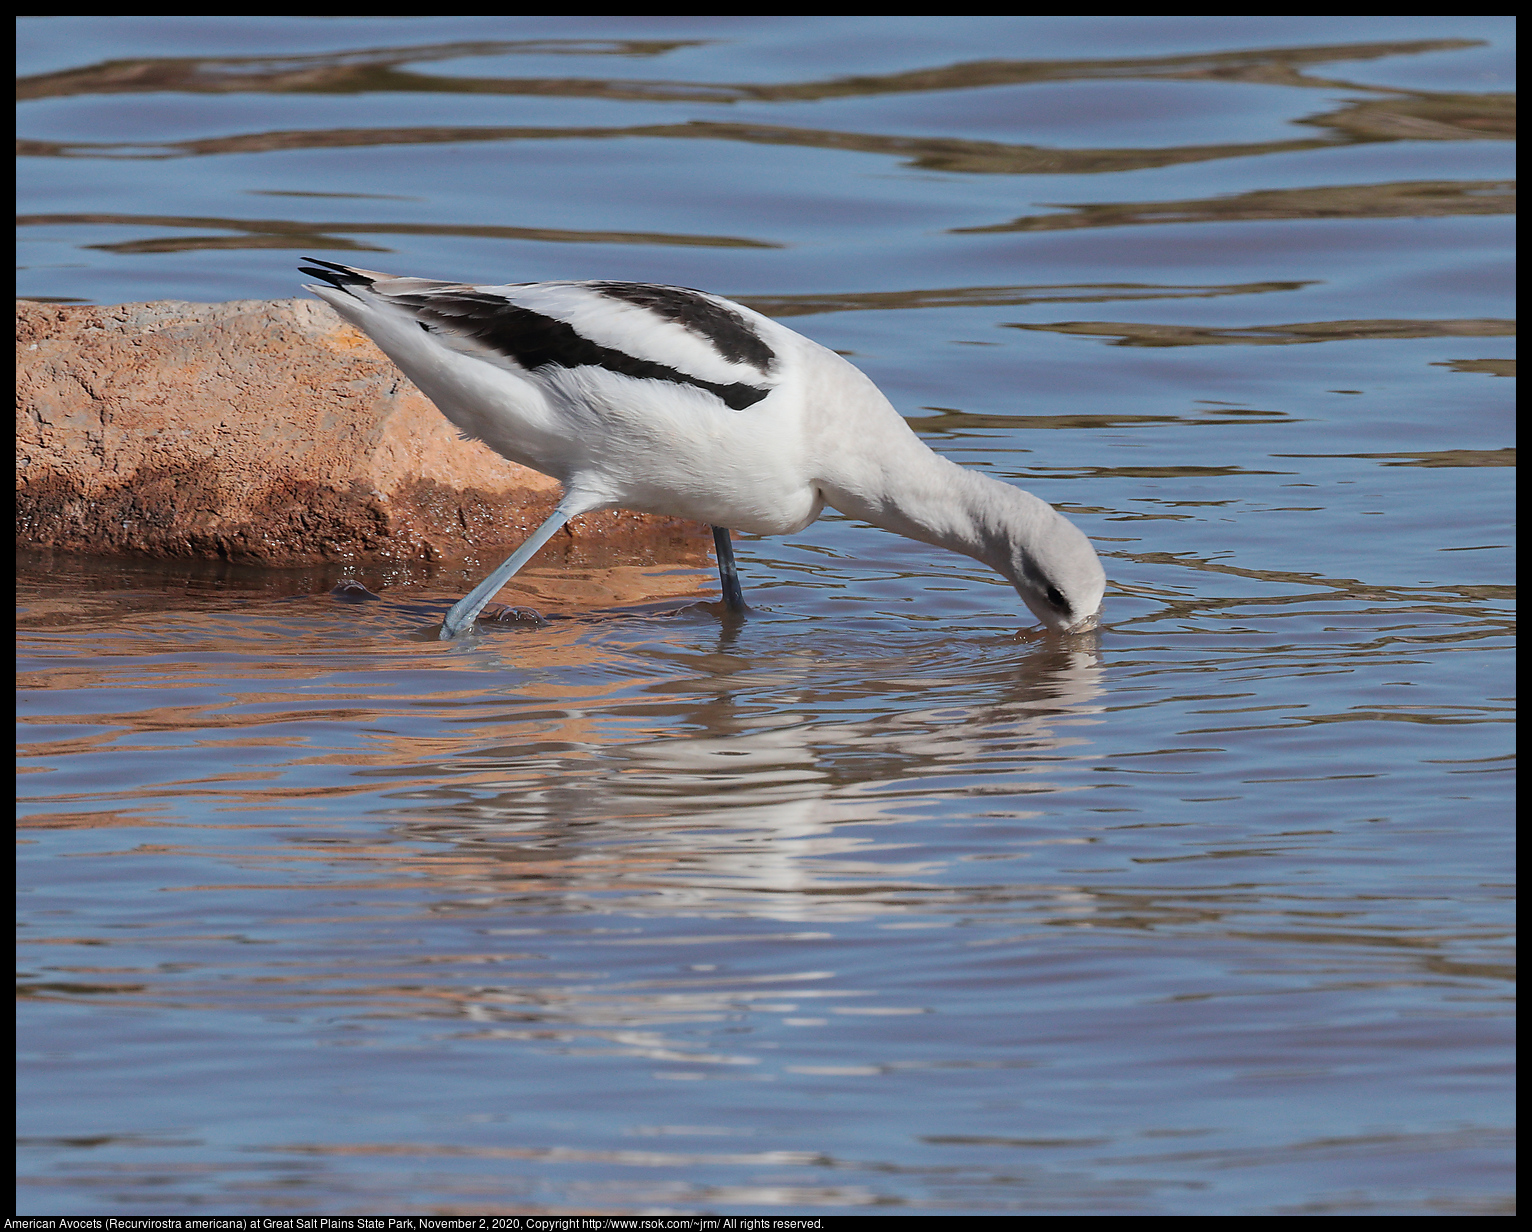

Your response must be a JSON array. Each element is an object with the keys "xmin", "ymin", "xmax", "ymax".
[
  {"xmin": 440, "ymin": 506, "xmax": 574, "ymax": 639},
  {"xmin": 712, "ymin": 525, "xmax": 746, "ymax": 613}
]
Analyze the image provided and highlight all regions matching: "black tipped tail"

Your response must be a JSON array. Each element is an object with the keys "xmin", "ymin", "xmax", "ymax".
[{"xmin": 298, "ymin": 257, "xmax": 372, "ymax": 296}]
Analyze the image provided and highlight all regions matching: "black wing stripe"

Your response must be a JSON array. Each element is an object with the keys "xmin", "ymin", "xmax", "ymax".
[
  {"xmin": 407, "ymin": 292, "xmax": 772, "ymax": 412},
  {"xmin": 589, "ymin": 281, "xmax": 776, "ymax": 375}
]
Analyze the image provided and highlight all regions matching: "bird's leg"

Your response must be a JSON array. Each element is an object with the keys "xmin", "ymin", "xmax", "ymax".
[
  {"xmin": 440, "ymin": 506, "xmax": 574, "ymax": 639},
  {"xmin": 711, "ymin": 526, "xmax": 747, "ymax": 613}
]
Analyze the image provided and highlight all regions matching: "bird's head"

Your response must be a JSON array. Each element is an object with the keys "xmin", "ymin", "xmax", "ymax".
[{"xmin": 1002, "ymin": 506, "xmax": 1106, "ymax": 633}]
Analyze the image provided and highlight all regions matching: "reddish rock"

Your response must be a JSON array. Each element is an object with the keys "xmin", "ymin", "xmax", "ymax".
[{"xmin": 15, "ymin": 296, "xmax": 710, "ymax": 565}]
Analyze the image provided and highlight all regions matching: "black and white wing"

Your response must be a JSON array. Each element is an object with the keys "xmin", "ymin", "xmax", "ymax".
[{"xmin": 300, "ymin": 259, "xmax": 779, "ymax": 411}]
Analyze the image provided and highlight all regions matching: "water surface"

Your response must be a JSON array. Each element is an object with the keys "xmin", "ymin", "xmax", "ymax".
[{"xmin": 17, "ymin": 15, "xmax": 1515, "ymax": 1216}]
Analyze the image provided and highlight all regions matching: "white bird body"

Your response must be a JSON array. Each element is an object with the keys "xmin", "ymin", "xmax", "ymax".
[{"xmin": 300, "ymin": 260, "xmax": 1105, "ymax": 635}]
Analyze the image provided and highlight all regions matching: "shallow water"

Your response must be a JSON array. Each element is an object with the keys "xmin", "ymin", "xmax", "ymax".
[{"xmin": 16, "ymin": 16, "xmax": 1515, "ymax": 1216}]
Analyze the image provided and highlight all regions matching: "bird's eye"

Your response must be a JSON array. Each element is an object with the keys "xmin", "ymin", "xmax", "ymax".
[{"xmin": 1046, "ymin": 586, "xmax": 1067, "ymax": 610}]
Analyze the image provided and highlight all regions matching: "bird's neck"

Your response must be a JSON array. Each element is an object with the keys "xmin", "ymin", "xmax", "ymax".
[
  {"xmin": 819, "ymin": 429, "xmax": 1051, "ymax": 582},
  {"xmin": 803, "ymin": 351, "xmax": 1060, "ymax": 585}
]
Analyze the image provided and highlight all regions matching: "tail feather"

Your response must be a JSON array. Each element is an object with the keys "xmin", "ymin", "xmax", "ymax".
[{"xmin": 298, "ymin": 257, "xmax": 397, "ymax": 298}]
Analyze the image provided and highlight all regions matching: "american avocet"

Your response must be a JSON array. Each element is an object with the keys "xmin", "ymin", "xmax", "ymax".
[{"xmin": 300, "ymin": 259, "xmax": 1106, "ymax": 639}]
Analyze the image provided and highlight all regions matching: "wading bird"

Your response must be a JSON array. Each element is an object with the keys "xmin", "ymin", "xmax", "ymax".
[{"xmin": 301, "ymin": 259, "xmax": 1105, "ymax": 638}]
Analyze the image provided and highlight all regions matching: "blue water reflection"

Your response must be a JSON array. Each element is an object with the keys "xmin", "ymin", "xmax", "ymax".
[{"xmin": 17, "ymin": 14, "xmax": 1513, "ymax": 1216}]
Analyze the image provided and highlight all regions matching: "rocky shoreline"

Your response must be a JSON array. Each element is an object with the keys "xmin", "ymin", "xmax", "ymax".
[{"xmin": 16, "ymin": 296, "xmax": 708, "ymax": 566}]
